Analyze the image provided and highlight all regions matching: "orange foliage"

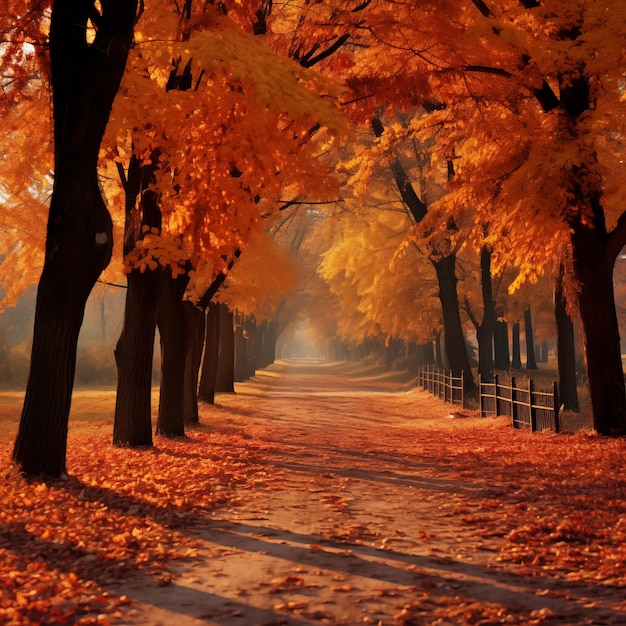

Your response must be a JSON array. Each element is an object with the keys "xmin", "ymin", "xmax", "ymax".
[{"xmin": 105, "ymin": 1, "xmax": 346, "ymax": 295}]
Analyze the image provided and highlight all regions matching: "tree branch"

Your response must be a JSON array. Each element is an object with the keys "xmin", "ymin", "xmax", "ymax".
[
  {"xmin": 197, "ymin": 249, "xmax": 241, "ymax": 309},
  {"xmin": 470, "ymin": 0, "xmax": 493, "ymax": 18},
  {"xmin": 463, "ymin": 295, "xmax": 480, "ymax": 330},
  {"xmin": 116, "ymin": 161, "xmax": 127, "ymax": 191},
  {"xmin": 463, "ymin": 65, "xmax": 512, "ymax": 79},
  {"xmin": 299, "ymin": 33, "xmax": 350, "ymax": 68}
]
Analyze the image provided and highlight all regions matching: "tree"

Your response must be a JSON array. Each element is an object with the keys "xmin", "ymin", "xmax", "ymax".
[
  {"xmin": 12, "ymin": 0, "xmax": 138, "ymax": 476},
  {"xmin": 410, "ymin": 1, "xmax": 626, "ymax": 433},
  {"xmin": 108, "ymin": 1, "xmax": 345, "ymax": 445},
  {"xmin": 336, "ymin": 0, "xmax": 626, "ymax": 434}
]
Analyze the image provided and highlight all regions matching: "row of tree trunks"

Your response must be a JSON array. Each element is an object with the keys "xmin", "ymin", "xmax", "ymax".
[
  {"xmin": 194, "ymin": 303, "xmax": 243, "ymax": 408},
  {"xmin": 115, "ymin": 284, "xmax": 255, "ymax": 446},
  {"xmin": 467, "ymin": 248, "xmax": 579, "ymax": 414}
]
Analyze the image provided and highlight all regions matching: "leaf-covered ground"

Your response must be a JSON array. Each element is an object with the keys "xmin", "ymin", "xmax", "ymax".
[
  {"xmin": 0, "ymin": 417, "xmax": 269, "ymax": 624},
  {"xmin": 1, "ymin": 360, "xmax": 626, "ymax": 625}
]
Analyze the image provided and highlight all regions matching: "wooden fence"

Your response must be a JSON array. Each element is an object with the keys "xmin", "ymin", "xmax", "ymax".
[
  {"xmin": 479, "ymin": 374, "xmax": 560, "ymax": 433},
  {"xmin": 417, "ymin": 365, "xmax": 465, "ymax": 407},
  {"xmin": 417, "ymin": 367, "xmax": 560, "ymax": 433}
]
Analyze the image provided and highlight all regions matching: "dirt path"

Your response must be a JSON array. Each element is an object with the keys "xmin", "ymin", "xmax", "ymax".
[{"xmin": 120, "ymin": 360, "xmax": 626, "ymax": 626}]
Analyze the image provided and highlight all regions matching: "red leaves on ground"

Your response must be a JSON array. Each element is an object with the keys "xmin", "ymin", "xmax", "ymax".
[
  {"xmin": 393, "ymin": 418, "xmax": 626, "ymax": 591},
  {"xmin": 0, "ymin": 426, "xmax": 265, "ymax": 625}
]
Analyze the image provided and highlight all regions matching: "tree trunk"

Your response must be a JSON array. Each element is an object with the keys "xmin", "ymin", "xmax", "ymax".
[
  {"xmin": 182, "ymin": 302, "xmax": 205, "ymax": 424},
  {"xmin": 417, "ymin": 341, "xmax": 435, "ymax": 367},
  {"xmin": 245, "ymin": 316, "xmax": 257, "ymax": 378},
  {"xmin": 435, "ymin": 332, "xmax": 444, "ymax": 369},
  {"xmin": 555, "ymin": 267, "xmax": 579, "ymax": 412},
  {"xmin": 511, "ymin": 322, "xmax": 522, "ymax": 369},
  {"xmin": 258, "ymin": 320, "xmax": 277, "ymax": 368},
  {"xmin": 432, "ymin": 254, "xmax": 476, "ymax": 393},
  {"xmin": 476, "ymin": 247, "xmax": 495, "ymax": 381},
  {"xmin": 538, "ymin": 339, "xmax": 548, "ymax": 363},
  {"xmin": 156, "ymin": 271, "xmax": 191, "ymax": 437},
  {"xmin": 215, "ymin": 304, "xmax": 235, "ymax": 392},
  {"xmin": 234, "ymin": 320, "xmax": 248, "ymax": 383},
  {"xmin": 112, "ymin": 269, "xmax": 161, "ymax": 447},
  {"xmin": 524, "ymin": 307, "xmax": 538, "ymax": 370},
  {"xmin": 12, "ymin": 0, "xmax": 137, "ymax": 476},
  {"xmin": 494, "ymin": 320, "xmax": 510, "ymax": 370},
  {"xmin": 198, "ymin": 302, "xmax": 220, "ymax": 404},
  {"xmin": 571, "ymin": 227, "xmax": 626, "ymax": 435}
]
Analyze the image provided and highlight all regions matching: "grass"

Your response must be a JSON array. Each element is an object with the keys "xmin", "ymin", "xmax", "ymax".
[{"xmin": 0, "ymin": 388, "xmax": 162, "ymax": 440}]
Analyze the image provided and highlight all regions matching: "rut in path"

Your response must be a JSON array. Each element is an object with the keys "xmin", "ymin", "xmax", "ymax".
[{"xmin": 123, "ymin": 359, "xmax": 626, "ymax": 626}]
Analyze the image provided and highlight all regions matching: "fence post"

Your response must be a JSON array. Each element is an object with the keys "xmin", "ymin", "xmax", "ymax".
[
  {"xmin": 553, "ymin": 380, "xmax": 560, "ymax": 433},
  {"xmin": 438, "ymin": 368, "xmax": 443, "ymax": 400},
  {"xmin": 494, "ymin": 374, "xmax": 499, "ymax": 416},
  {"xmin": 478, "ymin": 373, "xmax": 483, "ymax": 417},
  {"xmin": 461, "ymin": 370, "xmax": 465, "ymax": 409},
  {"xmin": 447, "ymin": 370, "xmax": 452, "ymax": 403},
  {"xmin": 511, "ymin": 376, "xmax": 517, "ymax": 428},
  {"xmin": 529, "ymin": 379, "xmax": 537, "ymax": 431},
  {"xmin": 440, "ymin": 368, "xmax": 443, "ymax": 400}
]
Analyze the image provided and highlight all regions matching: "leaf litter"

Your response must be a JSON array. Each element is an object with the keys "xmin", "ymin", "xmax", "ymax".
[{"xmin": 0, "ymin": 359, "xmax": 625, "ymax": 625}]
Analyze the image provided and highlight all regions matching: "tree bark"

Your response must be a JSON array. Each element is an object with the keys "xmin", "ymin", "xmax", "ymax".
[
  {"xmin": 524, "ymin": 307, "xmax": 538, "ymax": 370},
  {"xmin": 234, "ymin": 320, "xmax": 248, "ymax": 383},
  {"xmin": 182, "ymin": 302, "xmax": 205, "ymax": 424},
  {"xmin": 112, "ymin": 269, "xmax": 161, "ymax": 447},
  {"xmin": 156, "ymin": 271, "xmax": 191, "ymax": 437},
  {"xmin": 476, "ymin": 247, "xmax": 495, "ymax": 381},
  {"xmin": 198, "ymin": 302, "xmax": 220, "ymax": 404},
  {"xmin": 432, "ymin": 254, "xmax": 476, "ymax": 393},
  {"xmin": 215, "ymin": 304, "xmax": 235, "ymax": 392},
  {"xmin": 511, "ymin": 322, "xmax": 522, "ymax": 369},
  {"xmin": 435, "ymin": 332, "xmax": 444, "ymax": 369},
  {"xmin": 570, "ymin": 226, "xmax": 626, "ymax": 434},
  {"xmin": 555, "ymin": 266, "xmax": 579, "ymax": 412},
  {"xmin": 245, "ymin": 316, "xmax": 258, "ymax": 378},
  {"xmin": 258, "ymin": 320, "xmax": 277, "ymax": 369},
  {"xmin": 12, "ymin": 0, "xmax": 137, "ymax": 476},
  {"xmin": 494, "ymin": 320, "xmax": 510, "ymax": 370},
  {"xmin": 418, "ymin": 341, "xmax": 436, "ymax": 367}
]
